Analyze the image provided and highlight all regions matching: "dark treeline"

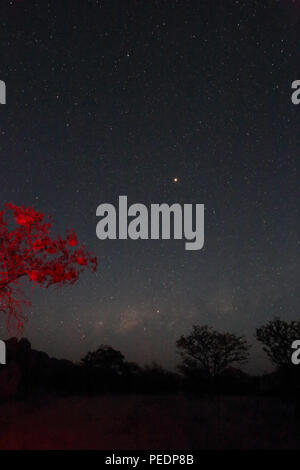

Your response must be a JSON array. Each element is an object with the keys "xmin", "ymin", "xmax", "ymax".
[{"xmin": 0, "ymin": 317, "xmax": 300, "ymax": 403}]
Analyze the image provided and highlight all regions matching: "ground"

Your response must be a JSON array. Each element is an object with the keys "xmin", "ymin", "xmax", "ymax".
[{"xmin": 0, "ymin": 395, "xmax": 299, "ymax": 449}]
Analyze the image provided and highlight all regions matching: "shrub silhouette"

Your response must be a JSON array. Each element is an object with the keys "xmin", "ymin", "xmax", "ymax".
[{"xmin": 138, "ymin": 362, "xmax": 180, "ymax": 394}]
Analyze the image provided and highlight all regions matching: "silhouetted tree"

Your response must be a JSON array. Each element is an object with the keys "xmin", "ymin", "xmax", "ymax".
[
  {"xmin": 176, "ymin": 325, "xmax": 250, "ymax": 379},
  {"xmin": 81, "ymin": 345, "xmax": 125, "ymax": 374},
  {"xmin": 256, "ymin": 317, "xmax": 300, "ymax": 368}
]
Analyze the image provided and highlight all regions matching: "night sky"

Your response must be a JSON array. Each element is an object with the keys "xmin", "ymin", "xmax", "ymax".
[{"xmin": 0, "ymin": 0, "xmax": 299, "ymax": 373}]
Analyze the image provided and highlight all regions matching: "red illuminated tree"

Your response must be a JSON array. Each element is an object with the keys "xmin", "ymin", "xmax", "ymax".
[{"xmin": 0, "ymin": 203, "xmax": 97, "ymax": 332}]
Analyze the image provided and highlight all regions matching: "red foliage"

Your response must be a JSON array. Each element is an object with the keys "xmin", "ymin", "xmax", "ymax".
[{"xmin": 0, "ymin": 203, "xmax": 97, "ymax": 332}]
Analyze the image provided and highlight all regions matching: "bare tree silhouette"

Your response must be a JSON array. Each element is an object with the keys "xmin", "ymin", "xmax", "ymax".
[{"xmin": 176, "ymin": 325, "xmax": 250, "ymax": 379}]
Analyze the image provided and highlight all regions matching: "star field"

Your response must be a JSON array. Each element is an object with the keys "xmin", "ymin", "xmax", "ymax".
[{"xmin": 0, "ymin": 0, "xmax": 299, "ymax": 373}]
